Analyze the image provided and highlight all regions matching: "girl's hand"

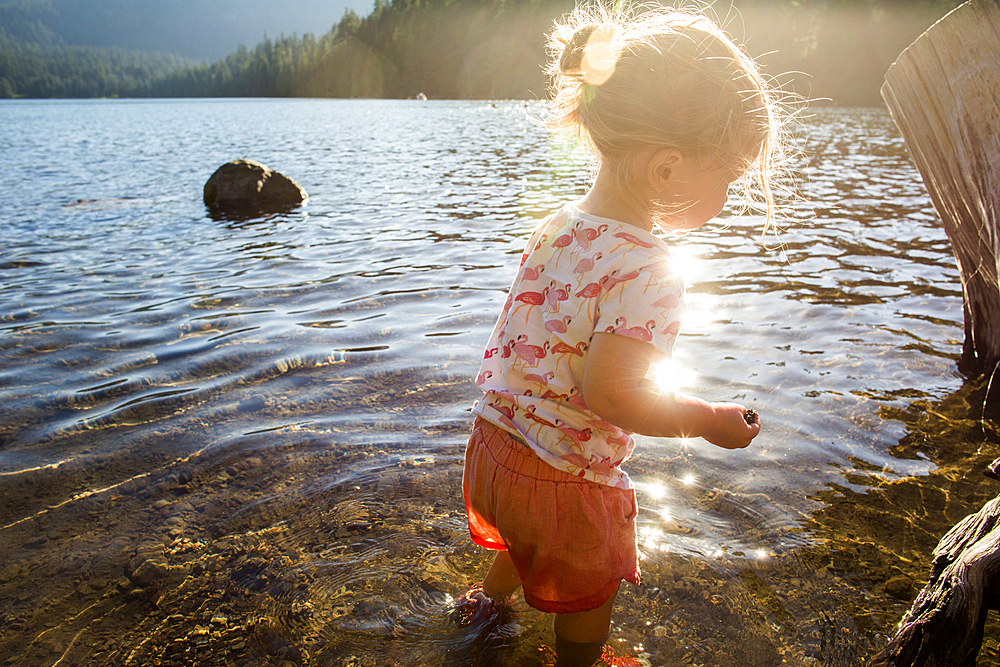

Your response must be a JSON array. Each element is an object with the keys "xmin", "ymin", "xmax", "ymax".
[{"xmin": 702, "ymin": 402, "xmax": 760, "ymax": 449}]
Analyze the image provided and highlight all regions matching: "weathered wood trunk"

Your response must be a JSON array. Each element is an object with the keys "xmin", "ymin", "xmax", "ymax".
[
  {"xmin": 881, "ymin": 0, "xmax": 1000, "ymax": 377},
  {"xmin": 871, "ymin": 494, "xmax": 1000, "ymax": 666},
  {"xmin": 875, "ymin": 3, "xmax": 1000, "ymax": 663}
]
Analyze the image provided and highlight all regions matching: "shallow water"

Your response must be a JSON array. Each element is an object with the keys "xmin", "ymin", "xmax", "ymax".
[{"xmin": 1, "ymin": 99, "xmax": 998, "ymax": 666}]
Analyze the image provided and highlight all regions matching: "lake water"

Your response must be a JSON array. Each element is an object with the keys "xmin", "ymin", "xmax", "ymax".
[{"xmin": 1, "ymin": 98, "xmax": 997, "ymax": 666}]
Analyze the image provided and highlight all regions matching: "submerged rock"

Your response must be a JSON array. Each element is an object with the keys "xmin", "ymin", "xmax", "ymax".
[
  {"xmin": 884, "ymin": 575, "xmax": 913, "ymax": 599},
  {"xmin": 203, "ymin": 160, "xmax": 307, "ymax": 216}
]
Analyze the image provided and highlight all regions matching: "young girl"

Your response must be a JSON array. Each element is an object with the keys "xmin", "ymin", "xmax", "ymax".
[{"xmin": 461, "ymin": 4, "xmax": 780, "ymax": 665}]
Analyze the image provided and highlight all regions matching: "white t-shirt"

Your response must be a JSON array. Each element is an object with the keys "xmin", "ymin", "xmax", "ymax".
[{"xmin": 472, "ymin": 204, "xmax": 686, "ymax": 489}]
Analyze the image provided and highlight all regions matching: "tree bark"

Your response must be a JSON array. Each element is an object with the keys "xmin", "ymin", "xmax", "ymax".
[
  {"xmin": 881, "ymin": 0, "xmax": 1000, "ymax": 377},
  {"xmin": 871, "ymin": 494, "xmax": 1000, "ymax": 666}
]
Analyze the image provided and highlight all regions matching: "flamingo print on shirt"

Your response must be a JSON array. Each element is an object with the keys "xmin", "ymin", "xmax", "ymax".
[
  {"xmin": 573, "ymin": 221, "xmax": 610, "ymax": 253},
  {"xmin": 472, "ymin": 204, "xmax": 685, "ymax": 489},
  {"xmin": 522, "ymin": 264, "xmax": 545, "ymax": 282},
  {"xmin": 611, "ymin": 230, "xmax": 658, "ymax": 253},
  {"xmin": 512, "ymin": 336, "xmax": 550, "ymax": 367},
  {"xmin": 605, "ymin": 268, "xmax": 642, "ymax": 293},
  {"xmin": 512, "ymin": 288, "xmax": 547, "ymax": 322},
  {"xmin": 546, "ymin": 282, "xmax": 571, "ymax": 312},
  {"xmin": 544, "ymin": 314, "xmax": 573, "ymax": 334},
  {"xmin": 605, "ymin": 317, "xmax": 656, "ymax": 342},
  {"xmin": 524, "ymin": 371, "xmax": 556, "ymax": 386},
  {"xmin": 551, "ymin": 230, "xmax": 574, "ymax": 262},
  {"xmin": 575, "ymin": 277, "xmax": 607, "ymax": 321},
  {"xmin": 573, "ymin": 252, "xmax": 603, "ymax": 284}
]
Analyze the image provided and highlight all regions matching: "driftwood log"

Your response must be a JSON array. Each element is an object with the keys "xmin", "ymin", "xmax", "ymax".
[
  {"xmin": 881, "ymin": 0, "xmax": 1000, "ymax": 377},
  {"xmin": 871, "ymin": 495, "xmax": 1000, "ymax": 666}
]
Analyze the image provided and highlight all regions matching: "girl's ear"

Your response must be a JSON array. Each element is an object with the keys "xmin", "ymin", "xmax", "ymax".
[{"xmin": 648, "ymin": 148, "xmax": 683, "ymax": 193}]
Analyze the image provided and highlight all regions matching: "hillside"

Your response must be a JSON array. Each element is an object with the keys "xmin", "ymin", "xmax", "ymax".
[
  {"xmin": 0, "ymin": 36, "xmax": 190, "ymax": 98},
  {"xmin": 0, "ymin": 0, "xmax": 970, "ymax": 104},
  {"xmin": 0, "ymin": 0, "xmax": 370, "ymax": 61}
]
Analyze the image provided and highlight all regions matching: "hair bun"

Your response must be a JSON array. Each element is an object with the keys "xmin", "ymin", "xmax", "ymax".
[{"xmin": 559, "ymin": 24, "xmax": 599, "ymax": 75}]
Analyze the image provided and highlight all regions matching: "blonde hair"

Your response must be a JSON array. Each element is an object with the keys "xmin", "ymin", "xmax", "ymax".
[{"xmin": 547, "ymin": 2, "xmax": 785, "ymax": 233}]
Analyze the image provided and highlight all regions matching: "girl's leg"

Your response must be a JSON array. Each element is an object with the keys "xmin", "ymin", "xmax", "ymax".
[
  {"xmin": 482, "ymin": 549, "xmax": 522, "ymax": 600},
  {"xmin": 553, "ymin": 586, "xmax": 619, "ymax": 667}
]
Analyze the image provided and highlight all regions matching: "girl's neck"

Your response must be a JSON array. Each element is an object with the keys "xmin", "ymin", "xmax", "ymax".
[{"xmin": 576, "ymin": 164, "xmax": 654, "ymax": 233}]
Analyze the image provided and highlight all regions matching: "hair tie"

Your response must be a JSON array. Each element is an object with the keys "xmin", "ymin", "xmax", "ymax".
[
  {"xmin": 579, "ymin": 26, "xmax": 619, "ymax": 87},
  {"xmin": 559, "ymin": 25, "xmax": 598, "ymax": 75}
]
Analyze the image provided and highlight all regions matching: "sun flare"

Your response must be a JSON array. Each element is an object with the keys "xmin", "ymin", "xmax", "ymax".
[
  {"xmin": 644, "ymin": 482, "xmax": 666, "ymax": 499},
  {"xmin": 651, "ymin": 358, "xmax": 698, "ymax": 394},
  {"xmin": 669, "ymin": 242, "xmax": 704, "ymax": 282}
]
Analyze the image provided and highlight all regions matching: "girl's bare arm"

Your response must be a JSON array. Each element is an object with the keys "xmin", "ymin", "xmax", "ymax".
[{"xmin": 582, "ymin": 332, "xmax": 758, "ymax": 449}]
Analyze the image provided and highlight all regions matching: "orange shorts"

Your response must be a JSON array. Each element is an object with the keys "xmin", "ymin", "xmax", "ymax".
[{"xmin": 462, "ymin": 416, "xmax": 640, "ymax": 614}]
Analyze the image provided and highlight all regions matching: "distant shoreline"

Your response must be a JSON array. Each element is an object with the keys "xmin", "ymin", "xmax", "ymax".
[{"xmin": 1, "ymin": 0, "xmax": 967, "ymax": 106}]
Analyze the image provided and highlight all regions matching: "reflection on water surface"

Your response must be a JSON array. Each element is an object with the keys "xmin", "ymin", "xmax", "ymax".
[{"xmin": 1, "ymin": 99, "xmax": 998, "ymax": 666}]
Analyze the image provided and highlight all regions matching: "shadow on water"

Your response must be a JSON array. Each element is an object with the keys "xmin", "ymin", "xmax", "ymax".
[{"xmin": 206, "ymin": 205, "xmax": 307, "ymax": 225}]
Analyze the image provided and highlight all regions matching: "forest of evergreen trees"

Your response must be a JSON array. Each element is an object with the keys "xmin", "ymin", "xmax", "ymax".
[{"xmin": 0, "ymin": 0, "xmax": 969, "ymax": 105}]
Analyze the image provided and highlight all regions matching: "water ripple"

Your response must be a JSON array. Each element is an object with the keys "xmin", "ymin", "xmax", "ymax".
[{"xmin": 0, "ymin": 101, "xmax": 973, "ymax": 665}]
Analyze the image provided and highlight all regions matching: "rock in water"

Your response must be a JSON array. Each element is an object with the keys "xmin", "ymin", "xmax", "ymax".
[{"xmin": 203, "ymin": 159, "xmax": 307, "ymax": 215}]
